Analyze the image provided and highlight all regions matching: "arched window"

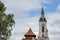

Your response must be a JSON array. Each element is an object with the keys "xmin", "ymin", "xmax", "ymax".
[{"xmin": 42, "ymin": 26, "xmax": 44, "ymax": 32}]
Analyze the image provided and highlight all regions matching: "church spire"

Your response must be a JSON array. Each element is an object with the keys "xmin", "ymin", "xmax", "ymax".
[
  {"xmin": 39, "ymin": 5, "xmax": 47, "ymax": 22},
  {"xmin": 39, "ymin": 7, "xmax": 47, "ymax": 22},
  {"xmin": 41, "ymin": 0, "xmax": 44, "ymax": 17},
  {"xmin": 41, "ymin": 7, "xmax": 44, "ymax": 17},
  {"xmin": 39, "ymin": 0, "xmax": 47, "ymax": 22}
]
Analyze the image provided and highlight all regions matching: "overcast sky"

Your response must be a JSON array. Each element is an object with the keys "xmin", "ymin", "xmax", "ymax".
[{"xmin": 0, "ymin": 0, "xmax": 60, "ymax": 40}]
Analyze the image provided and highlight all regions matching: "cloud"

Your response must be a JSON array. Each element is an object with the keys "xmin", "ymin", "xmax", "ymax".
[
  {"xmin": 0, "ymin": 0, "xmax": 53, "ymax": 18},
  {"xmin": 57, "ymin": 4, "xmax": 60, "ymax": 11},
  {"xmin": 0, "ymin": 0, "xmax": 41, "ymax": 18},
  {"xmin": 9, "ymin": 12, "xmax": 60, "ymax": 40},
  {"xmin": 46, "ymin": 12, "xmax": 60, "ymax": 40},
  {"xmin": 2, "ymin": 0, "xmax": 41, "ymax": 11},
  {"xmin": 1, "ymin": 0, "xmax": 52, "ymax": 11}
]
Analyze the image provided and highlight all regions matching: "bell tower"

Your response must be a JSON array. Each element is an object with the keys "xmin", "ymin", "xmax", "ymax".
[{"xmin": 38, "ymin": 7, "xmax": 49, "ymax": 40}]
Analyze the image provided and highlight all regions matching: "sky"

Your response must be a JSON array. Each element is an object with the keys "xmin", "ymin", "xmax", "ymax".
[{"xmin": 0, "ymin": 0, "xmax": 60, "ymax": 40}]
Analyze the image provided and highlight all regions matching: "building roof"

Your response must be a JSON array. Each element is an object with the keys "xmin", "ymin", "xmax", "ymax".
[{"xmin": 25, "ymin": 28, "xmax": 35, "ymax": 36}]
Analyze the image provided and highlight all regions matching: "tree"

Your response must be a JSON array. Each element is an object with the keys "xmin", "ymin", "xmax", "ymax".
[{"xmin": 0, "ymin": 1, "xmax": 15, "ymax": 40}]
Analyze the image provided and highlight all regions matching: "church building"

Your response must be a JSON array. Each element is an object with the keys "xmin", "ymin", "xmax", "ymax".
[{"xmin": 22, "ymin": 5, "xmax": 49, "ymax": 40}]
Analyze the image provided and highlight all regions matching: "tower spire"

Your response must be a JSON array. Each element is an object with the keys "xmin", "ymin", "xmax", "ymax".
[
  {"xmin": 41, "ymin": 0, "xmax": 44, "ymax": 16},
  {"xmin": 39, "ymin": 0, "xmax": 47, "ymax": 22},
  {"xmin": 41, "ymin": 7, "xmax": 44, "ymax": 16}
]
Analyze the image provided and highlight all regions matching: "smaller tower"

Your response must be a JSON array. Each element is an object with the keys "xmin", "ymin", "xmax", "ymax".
[{"xmin": 22, "ymin": 28, "xmax": 37, "ymax": 40}]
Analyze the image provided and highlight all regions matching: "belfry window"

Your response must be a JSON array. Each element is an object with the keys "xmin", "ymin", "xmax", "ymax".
[{"xmin": 42, "ymin": 26, "xmax": 44, "ymax": 32}]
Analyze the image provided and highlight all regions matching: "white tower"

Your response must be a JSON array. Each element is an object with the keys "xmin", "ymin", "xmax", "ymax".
[{"xmin": 38, "ymin": 8, "xmax": 49, "ymax": 40}]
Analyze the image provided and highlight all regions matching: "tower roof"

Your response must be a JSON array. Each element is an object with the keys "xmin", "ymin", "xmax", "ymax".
[
  {"xmin": 25, "ymin": 28, "xmax": 36, "ymax": 37},
  {"xmin": 39, "ymin": 7, "xmax": 47, "ymax": 22},
  {"xmin": 41, "ymin": 7, "xmax": 44, "ymax": 16},
  {"xmin": 25, "ymin": 28, "xmax": 35, "ymax": 35}
]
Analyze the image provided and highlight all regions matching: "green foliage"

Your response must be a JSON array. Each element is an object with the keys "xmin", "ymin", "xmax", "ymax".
[
  {"xmin": 0, "ymin": 1, "xmax": 15, "ymax": 40},
  {"xmin": 0, "ymin": 1, "xmax": 6, "ymax": 12}
]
